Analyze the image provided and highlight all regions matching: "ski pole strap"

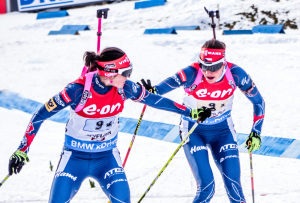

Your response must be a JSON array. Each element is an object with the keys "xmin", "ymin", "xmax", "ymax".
[{"xmin": 75, "ymin": 71, "xmax": 97, "ymax": 113}]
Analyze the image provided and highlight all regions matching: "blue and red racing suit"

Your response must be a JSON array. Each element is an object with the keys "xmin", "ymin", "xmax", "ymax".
[
  {"xmin": 17, "ymin": 73, "xmax": 192, "ymax": 203},
  {"xmin": 153, "ymin": 62, "xmax": 265, "ymax": 203}
]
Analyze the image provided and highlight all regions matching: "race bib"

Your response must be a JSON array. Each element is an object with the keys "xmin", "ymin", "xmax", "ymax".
[
  {"xmin": 197, "ymin": 99, "xmax": 228, "ymax": 118},
  {"xmin": 83, "ymin": 117, "xmax": 116, "ymax": 132}
]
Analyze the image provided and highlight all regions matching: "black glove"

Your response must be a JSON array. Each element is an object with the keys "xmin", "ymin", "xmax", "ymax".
[
  {"xmin": 137, "ymin": 79, "xmax": 157, "ymax": 94},
  {"xmin": 8, "ymin": 150, "xmax": 29, "ymax": 175},
  {"xmin": 190, "ymin": 107, "xmax": 211, "ymax": 122}
]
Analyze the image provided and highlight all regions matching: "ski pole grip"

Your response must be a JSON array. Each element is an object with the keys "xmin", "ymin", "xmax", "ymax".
[
  {"xmin": 97, "ymin": 8, "xmax": 110, "ymax": 19},
  {"xmin": 204, "ymin": 7, "xmax": 214, "ymax": 17}
]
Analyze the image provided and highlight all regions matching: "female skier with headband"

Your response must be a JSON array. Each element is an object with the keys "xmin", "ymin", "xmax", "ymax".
[
  {"xmin": 139, "ymin": 39, "xmax": 265, "ymax": 203},
  {"xmin": 7, "ymin": 47, "xmax": 211, "ymax": 203}
]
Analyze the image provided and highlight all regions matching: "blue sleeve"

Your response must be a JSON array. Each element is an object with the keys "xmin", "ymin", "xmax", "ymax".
[
  {"xmin": 18, "ymin": 83, "xmax": 83, "ymax": 153},
  {"xmin": 123, "ymin": 80, "xmax": 191, "ymax": 117},
  {"xmin": 231, "ymin": 66, "xmax": 265, "ymax": 135},
  {"xmin": 154, "ymin": 66, "xmax": 198, "ymax": 95}
]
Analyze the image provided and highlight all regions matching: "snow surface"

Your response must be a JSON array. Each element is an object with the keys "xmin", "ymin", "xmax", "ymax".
[{"xmin": 0, "ymin": 0, "xmax": 300, "ymax": 202}]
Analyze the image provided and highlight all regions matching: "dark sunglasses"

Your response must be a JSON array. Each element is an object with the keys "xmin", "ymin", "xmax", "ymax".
[
  {"xmin": 118, "ymin": 66, "xmax": 133, "ymax": 77},
  {"xmin": 198, "ymin": 57, "xmax": 225, "ymax": 72}
]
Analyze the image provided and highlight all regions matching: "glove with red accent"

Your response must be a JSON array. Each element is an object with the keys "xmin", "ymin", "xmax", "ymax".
[
  {"xmin": 190, "ymin": 107, "xmax": 211, "ymax": 122},
  {"xmin": 245, "ymin": 132, "xmax": 261, "ymax": 153},
  {"xmin": 137, "ymin": 79, "xmax": 157, "ymax": 94},
  {"xmin": 8, "ymin": 150, "xmax": 29, "ymax": 175}
]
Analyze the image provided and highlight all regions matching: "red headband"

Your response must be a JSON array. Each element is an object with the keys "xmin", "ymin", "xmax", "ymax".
[
  {"xmin": 97, "ymin": 54, "xmax": 130, "ymax": 70},
  {"xmin": 97, "ymin": 54, "xmax": 131, "ymax": 77},
  {"xmin": 199, "ymin": 48, "xmax": 225, "ymax": 63}
]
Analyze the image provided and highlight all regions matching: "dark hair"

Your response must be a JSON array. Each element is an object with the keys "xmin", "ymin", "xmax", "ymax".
[
  {"xmin": 202, "ymin": 39, "xmax": 226, "ymax": 49},
  {"xmin": 83, "ymin": 47, "xmax": 126, "ymax": 72}
]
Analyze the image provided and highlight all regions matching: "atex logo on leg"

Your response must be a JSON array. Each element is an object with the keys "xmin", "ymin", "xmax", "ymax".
[
  {"xmin": 219, "ymin": 144, "xmax": 238, "ymax": 153},
  {"xmin": 104, "ymin": 167, "xmax": 124, "ymax": 179}
]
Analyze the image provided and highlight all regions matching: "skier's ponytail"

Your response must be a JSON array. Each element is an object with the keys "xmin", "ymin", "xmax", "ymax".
[{"xmin": 83, "ymin": 47, "xmax": 126, "ymax": 72}]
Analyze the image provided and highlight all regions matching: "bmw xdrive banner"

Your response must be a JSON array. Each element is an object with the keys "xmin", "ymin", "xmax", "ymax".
[{"xmin": 18, "ymin": 0, "xmax": 110, "ymax": 12}]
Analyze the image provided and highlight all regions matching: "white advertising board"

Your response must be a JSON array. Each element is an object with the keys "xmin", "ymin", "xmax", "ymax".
[{"xmin": 18, "ymin": 0, "xmax": 108, "ymax": 12}]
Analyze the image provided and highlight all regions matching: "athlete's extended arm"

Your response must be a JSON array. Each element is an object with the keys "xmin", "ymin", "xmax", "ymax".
[
  {"xmin": 17, "ymin": 84, "xmax": 83, "ymax": 153},
  {"xmin": 123, "ymin": 80, "xmax": 211, "ymax": 119},
  {"xmin": 232, "ymin": 66, "xmax": 265, "ymax": 153},
  {"xmin": 8, "ymin": 83, "xmax": 83, "ymax": 175}
]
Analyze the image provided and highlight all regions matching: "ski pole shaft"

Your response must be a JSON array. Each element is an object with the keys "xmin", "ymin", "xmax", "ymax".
[
  {"xmin": 0, "ymin": 175, "xmax": 10, "ymax": 187},
  {"xmin": 123, "ymin": 104, "xmax": 147, "ymax": 167},
  {"xmin": 137, "ymin": 119, "xmax": 201, "ymax": 203},
  {"xmin": 211, "ymin": 16, "xmax": 216, "ymax": 39},
  {"xmin": 97, "ymin": 17, "xmax": 102, "ymax": 54},
  {"xmin": 107, "ymin": 105, "xmax": 147, "ymax": 203},
  {"xmin": 249, "ymin": 152, "xmax": 255, "ymax": 203}
]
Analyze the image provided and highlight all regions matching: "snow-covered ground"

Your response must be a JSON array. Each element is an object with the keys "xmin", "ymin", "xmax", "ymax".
[{"xmin": 0, "ymin": 0, "xmax": 299, "ymax": 202}]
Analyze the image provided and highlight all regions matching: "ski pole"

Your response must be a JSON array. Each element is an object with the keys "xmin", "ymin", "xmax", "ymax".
[
  {"xmin": 107, "ymin": 105, "xmax": 147, "ymax": 203},
  {"xmin": 0, "ymin": 175, "xmax": 10, "ymax": 187},
  {"xmin": 96, "ymin": 8, "xmax": 109, "ymax": 54},
  {"xmin": 204, "ymin": 7, "xmax": 220, "ymax": 40},
  {"xmin": 249, "ymin": 151, "xmax": 255, "ymax": 203},
  {"xmin": 137, "ymin": 118, "xmax": 201, "ymax": 203},
  {"xmin": 123, "ymin": 104, "xmax": 147, "ymax": 167},
  {"xmin": 80, "ymin": 8, "xmax": 109, "ymax": 77}
]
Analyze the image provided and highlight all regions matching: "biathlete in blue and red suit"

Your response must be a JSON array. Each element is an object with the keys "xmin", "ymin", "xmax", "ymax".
[
  {"xmin": 140, "ymin": 39, "xmax": 265, "ymax": 203},
  {"xmin": 7, "ymin": 47, "xmax": 211, "ymax": 203}
]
